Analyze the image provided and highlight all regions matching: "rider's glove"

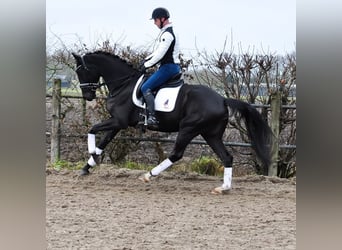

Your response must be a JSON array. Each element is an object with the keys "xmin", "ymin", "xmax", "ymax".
[{"xmin": 138, "ymin": 61, "xmax": 146, "ymax": 73}]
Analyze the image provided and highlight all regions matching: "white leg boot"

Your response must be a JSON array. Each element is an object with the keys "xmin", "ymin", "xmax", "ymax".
[
  {"xmin": 211, "ymin": 167, "xmax": 232, "ymax": 194},
  {"xmin": 88, "ymin": 133, "xmax": 96, "ymax": 154},
  {"xmin": 87, "ymin": 147, "xmax": 103, "ymax": 167},
  {"xmin": 139, "ymin": 158, "xmax": 173, "ymax": 182}
]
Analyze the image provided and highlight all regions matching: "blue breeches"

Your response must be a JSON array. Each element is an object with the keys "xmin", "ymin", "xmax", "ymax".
[{"xmin": 141, "ymin": 63, "xmax": 180, "ymax": 94}]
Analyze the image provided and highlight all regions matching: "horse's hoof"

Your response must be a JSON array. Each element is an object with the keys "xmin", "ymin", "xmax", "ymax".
[
  {"xmin": 211, "ymin": 186, "xmax": 231, "ymax": 195},
  {"xmin": 80, "ymin": 169, "xmax": 90, "ymax": 176},
  {"xmin": 139, "ymin": 173, "xmax": 151, "ymax": 183}
]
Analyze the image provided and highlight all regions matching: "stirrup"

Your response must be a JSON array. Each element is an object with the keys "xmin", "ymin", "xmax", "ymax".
[
  {"xmin": 147, "ymin": 116, "xmax": 159, "ymax": 125},
  {"xmin": 146, "ymin": 115, "xmax": 159, "ymax": 129}
]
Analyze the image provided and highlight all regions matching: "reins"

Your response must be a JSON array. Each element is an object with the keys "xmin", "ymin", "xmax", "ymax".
[{"xmin": 107, "ymin": 74, "xmax": 136, "ymax": 98}]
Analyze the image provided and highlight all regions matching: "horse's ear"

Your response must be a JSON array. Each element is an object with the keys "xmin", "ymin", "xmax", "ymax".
[{"xmin": 71, "ymin": 52, "xmax": 82, "ymax": 64}]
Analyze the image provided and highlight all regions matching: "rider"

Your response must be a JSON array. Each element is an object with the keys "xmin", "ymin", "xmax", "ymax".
[{"xmin": 139, "ymin": 7, "xmax": 181, "ymax": 128}]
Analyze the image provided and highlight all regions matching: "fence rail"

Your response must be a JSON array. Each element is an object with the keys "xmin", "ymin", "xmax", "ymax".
[
  {"xmin": 45, "ymin": 94, "xmax": 297, "ymax": 109},
  {"xmin": 48, "ymin": 79, "xmax": 296, "ymax": 176},
  {"xmin": 46, "ymin": 132, "xmax": 296, "ymax": 149}
]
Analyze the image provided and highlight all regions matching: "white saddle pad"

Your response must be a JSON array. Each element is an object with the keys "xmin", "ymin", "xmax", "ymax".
[{"xmin": 132, "ymin": 75, "xmax": 182, "ymax": 112}]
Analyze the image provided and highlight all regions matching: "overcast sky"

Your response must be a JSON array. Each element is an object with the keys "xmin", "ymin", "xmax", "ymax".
[{"xmin": 46, "ymin": 0, "xmax": 296, "ymax": 56}]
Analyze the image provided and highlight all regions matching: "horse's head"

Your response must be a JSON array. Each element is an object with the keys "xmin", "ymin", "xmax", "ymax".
[{"xmin": 72, "ymin": 53, "xmax": 101, "ymax": 101}]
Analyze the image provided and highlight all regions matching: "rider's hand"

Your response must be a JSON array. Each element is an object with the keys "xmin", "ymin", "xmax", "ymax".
[{"xmin": 138, "ymin": 61, "xmax": 146, "ymax": 73}]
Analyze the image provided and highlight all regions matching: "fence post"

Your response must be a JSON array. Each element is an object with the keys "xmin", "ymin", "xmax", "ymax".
[
  {"xmin": 51, "ymin": 78, "xmax": 61, "ymax": 163},
  {"xmin": 269, "ymin": 91, "xmax": 281, "ymax": 176}
]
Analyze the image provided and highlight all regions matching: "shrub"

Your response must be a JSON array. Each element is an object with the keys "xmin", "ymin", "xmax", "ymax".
[{"xmin": 190, "ymin": 156, "xmax": 223, "ymax": 176}]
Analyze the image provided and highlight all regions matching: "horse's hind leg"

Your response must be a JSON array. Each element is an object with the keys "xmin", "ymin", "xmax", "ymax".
[
  {"xmin": 202, "ymin": 133, "xmax": 233, "ymax": 194},
  {"xmin": 140, "ymin": 128, "xmax": 198, "ymax": 182}
]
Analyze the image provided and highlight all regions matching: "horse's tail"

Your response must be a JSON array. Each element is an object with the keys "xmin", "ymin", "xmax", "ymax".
[{"xmin": 225, "ymin": 98, "xmax": 273, "ymax": 173}]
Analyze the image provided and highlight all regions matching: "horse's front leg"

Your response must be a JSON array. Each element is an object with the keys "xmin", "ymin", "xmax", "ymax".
[
  {"xmin": 80, "ymin": 118, "xmax": 122, "ymax": 175},
  {"xmin": 80, "ymin": 130, "xmax": 119, "ymax": 175}
]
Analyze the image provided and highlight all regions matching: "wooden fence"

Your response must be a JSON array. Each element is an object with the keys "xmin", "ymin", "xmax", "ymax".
[{"xmin": 48, "ymin": 79, "xmax": 296, "ymax": 176}]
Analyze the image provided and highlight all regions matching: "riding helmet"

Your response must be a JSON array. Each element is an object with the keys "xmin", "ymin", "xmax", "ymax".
[{"xmin": 151, "ymin": 7, "xmax": 170, "ymax": 20}]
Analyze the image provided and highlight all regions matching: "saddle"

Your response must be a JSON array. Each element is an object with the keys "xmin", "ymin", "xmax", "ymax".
[
  {"xmin": 135, "ymin": 73, "xmax": 183, "ymax": 99},
  {"xmin": 132, "ymin": 73, "xmax": 184, "ymax": 113}
]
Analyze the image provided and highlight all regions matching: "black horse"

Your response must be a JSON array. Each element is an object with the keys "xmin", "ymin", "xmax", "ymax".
[{"xmin": 72, "ymin": 51, "xmax": 272, "ymax": 194}]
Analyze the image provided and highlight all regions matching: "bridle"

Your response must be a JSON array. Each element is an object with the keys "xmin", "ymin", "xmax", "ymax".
[
  {"xmin": 75, "ymin": 57, "xmax": 105, "ymax": 91},
  {"xmin": 75, "ymin": 56, "xmax": 137, "ymax": 95}
]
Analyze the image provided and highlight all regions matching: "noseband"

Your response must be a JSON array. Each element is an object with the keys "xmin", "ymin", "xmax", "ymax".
[{"xmin": 79, "ymin": 82, "xmax": 105, "ymax": 92}]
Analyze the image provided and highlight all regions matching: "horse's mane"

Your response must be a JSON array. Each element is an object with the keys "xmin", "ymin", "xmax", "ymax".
[{"xmin": 85, "ymin": 50, "xmax": 135, "ymax": 69}]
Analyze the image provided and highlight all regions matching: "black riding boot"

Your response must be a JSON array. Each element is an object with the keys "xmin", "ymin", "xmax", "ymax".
[{"xmin": 143, "ymin": 89, "xmax": 159, "ymax": 128}]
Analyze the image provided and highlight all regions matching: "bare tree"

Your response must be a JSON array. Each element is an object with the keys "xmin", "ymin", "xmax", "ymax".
[{"xmin": 189, "ymin": 43, "xmax": 296, "ymax": 177}]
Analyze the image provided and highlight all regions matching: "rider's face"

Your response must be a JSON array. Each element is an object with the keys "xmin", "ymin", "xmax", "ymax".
[{"xmin": 154, "ymin": 18, "xmax": 164, "ymax": 29}]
